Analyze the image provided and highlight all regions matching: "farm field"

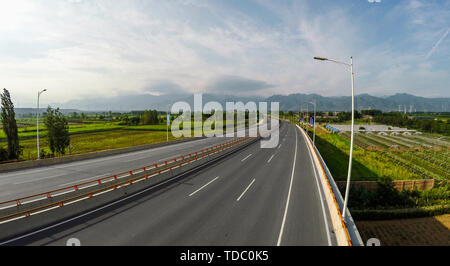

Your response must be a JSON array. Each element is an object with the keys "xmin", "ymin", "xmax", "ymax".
[
  {"xmin": 0, "ymin": 119, "xmax": 181, "ymax": 161},
  {"xmin": 346, "ymin": 131, "xmax": 450, "ymax": 181},
  {"xmin": 356, "ymin": 214, "xmax": 450, "ymax": 246},
  {"xmin": 0, "ymin": 120, "xmax": 169, "ymax": 141},
  {"xmin": 303, "ymin": 125, "xmax": 421, "ymax": 181},
  {"xmin": 0, "ymin": 118, "xmax": 255, "ymax": 161},
  {"xmin": 303, "ymin": 124, "xmax": 449, "ymax": 181},
  {"xmin": 9, "ymin": 129, "xmax": 181, "ymax": 160}
]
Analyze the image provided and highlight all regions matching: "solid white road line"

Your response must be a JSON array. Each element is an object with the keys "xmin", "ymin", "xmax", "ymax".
[
  {"xmin": 276, "ymin": 126, "xmax": 297, "ymax": 246},
  {"xmin": 267, "ymin": 154, "xmax": 275, "ymax": 163},
  {"xmin": 299, "ymin": 126, "xmax": 332, "ymax": 246},
  {"xmin": 236, "ymin": 178, "xmax": 255, "ymax": 201},
  {"xmin": 189, "ymin": 176, "xmax": 220, "ymax": 197},
  {"xmin": 241, "ymin": 154, "xmax": 252, "ymax": 162}
]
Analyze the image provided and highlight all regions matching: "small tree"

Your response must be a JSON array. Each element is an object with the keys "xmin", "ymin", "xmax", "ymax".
[
  {"xmin": 45, "ymin": 106, "xmax": 70, "ymax": 156},
  {"xmin": 141, "ymin": 110, "xmax": 159, "ymax": 125},
  {"xmin": 1, "ymin": 89, "xmax": 21, "ymax": 160}
]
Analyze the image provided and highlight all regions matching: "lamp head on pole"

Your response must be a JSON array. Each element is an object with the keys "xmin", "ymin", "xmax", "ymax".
[{"xmin": 314, "ymin": 56, "xmax": 328, "ymax": 61}]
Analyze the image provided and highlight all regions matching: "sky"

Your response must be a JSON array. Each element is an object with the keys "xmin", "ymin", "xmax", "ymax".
[{"xmin": 0, "ymin": 0, "xmax": 449, "ymax": 107}]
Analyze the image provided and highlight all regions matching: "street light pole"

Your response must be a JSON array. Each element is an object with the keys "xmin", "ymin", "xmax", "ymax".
[
  {"xmin": 344, "ymin": 56, "xmax": 355, "ymax": 219},
  {"xmin": 37, "ymin": 89, "xmax": 47, "ymax": 160},
  {"xmin": 314, "ymin": 56, "xmax": 355, "ymax": 220}
]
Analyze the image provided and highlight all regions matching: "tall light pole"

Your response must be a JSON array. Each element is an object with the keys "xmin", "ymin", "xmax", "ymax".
[
  {"xmin": 314, "ymin": 56, "xmax": 355, "ymax": 220},
  {"xmin": 37, "ymin": 89, "xmax": 47, "ymax": 159}
]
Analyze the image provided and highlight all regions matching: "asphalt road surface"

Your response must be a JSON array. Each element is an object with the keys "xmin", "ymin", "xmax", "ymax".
[
  {"xmin": 4, "ymin": 122, "xmax": 336, "ymax": 246},
  {"xmin": 0, "ymin": 136, "xmax": 235, "ymax": 202}
]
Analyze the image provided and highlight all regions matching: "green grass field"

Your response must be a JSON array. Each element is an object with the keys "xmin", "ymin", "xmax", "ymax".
[
  {"xmin": 0, "ymin": 120, "xmax": 181, "ymax": 160},
  {"xmin": 1, "ymin": 118, "xmax": 257, "ymax": 161},
  {"xmin": 0, "ymin": 121, "xmax": 171, "ymax": 141},
  {"xmin": 16, "ymin": 129, "xmax": 180, "ymax": 160}
]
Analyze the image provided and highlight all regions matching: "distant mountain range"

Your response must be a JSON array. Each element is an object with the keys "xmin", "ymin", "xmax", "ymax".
[
  {"xmin": 266, "ymin": 93, "xmax": 450, "ymax": 112},
  {"xmin": 16, "ymin": 93, "xmax": 450, "ymax": 113}
]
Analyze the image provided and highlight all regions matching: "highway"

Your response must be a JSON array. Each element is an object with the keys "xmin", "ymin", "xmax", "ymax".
[
  {"xmin": 3, "ymin": 122, "xmax": 337, "ymax": 246},
  {"xmin": 0, "ymin": 136, "xmax": 235, "ymax": 202}
]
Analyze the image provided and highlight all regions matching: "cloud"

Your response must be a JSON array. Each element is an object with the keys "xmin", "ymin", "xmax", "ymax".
[
  {"xmin": 426, "ymin": 27, "xmax": 450, "ymax": 59},
  {"xmin": 205, "ymin": 75, "xmax": 274, "ymax": 95},
  {"xmin": 141, "ymin": 80, "xmax": 187, "ymax": 95},
  {"xmin": 0, "ymin": 0, "xmax": 449, "ymax": 106}
]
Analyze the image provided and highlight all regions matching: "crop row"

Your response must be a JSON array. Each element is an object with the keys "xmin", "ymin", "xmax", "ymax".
[{"xmin": 336, "ymin": 130, "xmax": 447, "ymax": 180}]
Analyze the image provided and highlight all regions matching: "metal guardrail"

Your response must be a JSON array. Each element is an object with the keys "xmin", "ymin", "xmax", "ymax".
[{"xmin": 0, "ymin": 137, "xmax": 252, "ymax": 224}]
